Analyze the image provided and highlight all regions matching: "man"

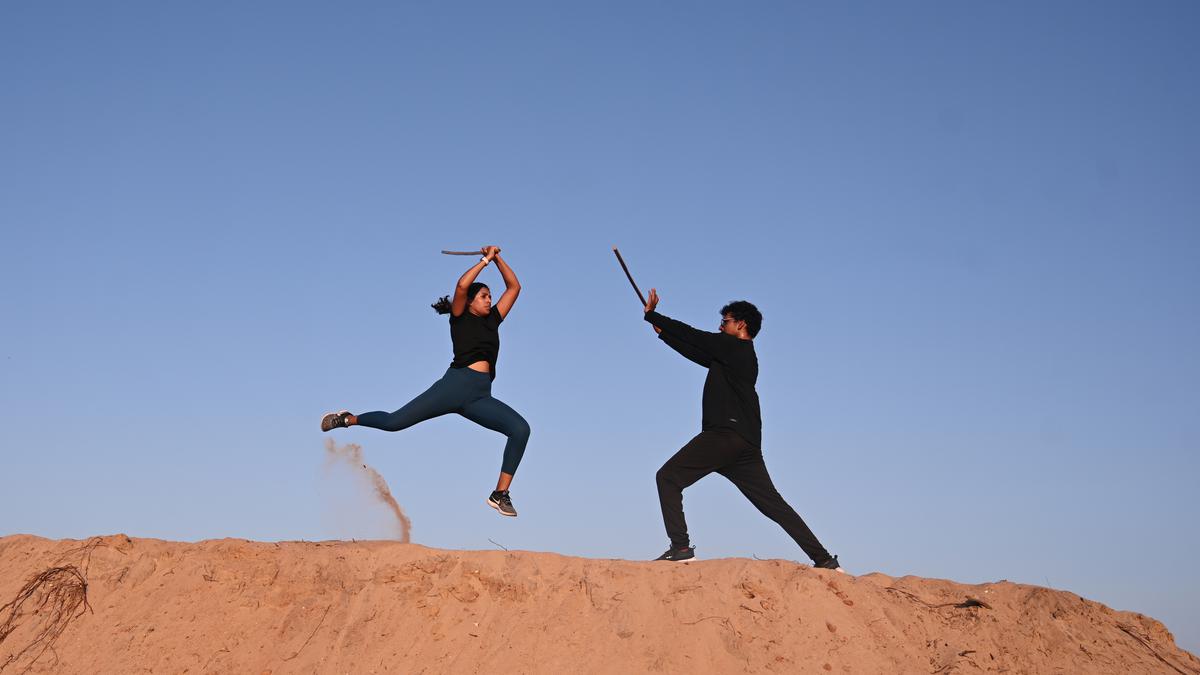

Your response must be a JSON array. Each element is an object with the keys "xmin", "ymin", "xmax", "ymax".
[{"xmin": 642, "ymin": 288, "xmax": 842, "ymax": 571}]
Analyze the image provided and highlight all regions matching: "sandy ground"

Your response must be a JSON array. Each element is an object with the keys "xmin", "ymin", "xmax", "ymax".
[{"xmin": 1, "ymin": 534, "xmax": 1196, "ymax": 674}]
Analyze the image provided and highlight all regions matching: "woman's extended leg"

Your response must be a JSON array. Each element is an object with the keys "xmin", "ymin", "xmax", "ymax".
[{"xmin": 353, "ymin": 371, "xmax": 466, "ymax": 432}]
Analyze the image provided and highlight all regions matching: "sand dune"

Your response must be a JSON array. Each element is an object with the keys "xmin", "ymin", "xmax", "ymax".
[{"xmin": 1, "ymin": 534, "xmax": 1195, "ymax": 674}]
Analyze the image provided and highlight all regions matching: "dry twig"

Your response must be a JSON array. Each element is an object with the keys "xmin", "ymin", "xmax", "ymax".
[
  {"xmin": 885, "ymin": 587, "xmax": 992, "ymax": 611},
  {"xmin": 283, "ymin": 605, "xmax": 333, "ymax": 662},
  {"xmin": 1117, "ymin": 624, "xmax": 1198, "ymax": 675}
]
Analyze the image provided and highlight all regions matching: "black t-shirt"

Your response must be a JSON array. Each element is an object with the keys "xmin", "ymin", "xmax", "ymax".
[
  {"xmin": 449, "ymin": 310, "xmax": 504, "ymax": 380},
  {"xmin": 644, "ymin": 310, "xmax": 762, "ymax": 448}
]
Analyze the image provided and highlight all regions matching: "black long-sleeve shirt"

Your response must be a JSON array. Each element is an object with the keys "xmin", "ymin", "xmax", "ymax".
[{"xmin": 644, "ymin": 310, "xmax": 762, "ymax": 448}]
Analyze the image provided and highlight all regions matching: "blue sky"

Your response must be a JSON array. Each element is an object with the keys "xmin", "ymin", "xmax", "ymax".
[{"xmin": 2, "ymin": 1, "xmax": 1197, "ymax": 653}]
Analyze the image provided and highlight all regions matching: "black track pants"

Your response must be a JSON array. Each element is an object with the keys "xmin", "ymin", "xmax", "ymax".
[{"xmin": 655, "ymin": 430, "xmax": 831, "ymax": 563}]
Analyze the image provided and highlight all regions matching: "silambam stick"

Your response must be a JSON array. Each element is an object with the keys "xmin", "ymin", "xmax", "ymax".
[{"xmin": 612, "ymin": 247, "xmax": 648, "ymax": 307}]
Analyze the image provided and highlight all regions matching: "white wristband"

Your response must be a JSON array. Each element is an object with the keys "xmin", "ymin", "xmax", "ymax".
[{"xmin": 480, "ymin": 256, "xmax": 490, "ymax": 266}]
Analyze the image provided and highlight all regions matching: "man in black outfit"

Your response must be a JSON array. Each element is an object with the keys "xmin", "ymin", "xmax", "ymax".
[{"xmin": 642, "ymin": 288, "xmax": 842, "ymax": 571}]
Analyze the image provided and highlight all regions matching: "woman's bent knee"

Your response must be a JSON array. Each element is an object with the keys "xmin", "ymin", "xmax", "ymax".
[{"xmin": 510, "ymin": 417, "xmax": 531, "ymax": 442}]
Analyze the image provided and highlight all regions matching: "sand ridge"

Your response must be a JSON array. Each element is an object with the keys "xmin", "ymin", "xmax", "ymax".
[{"xmin": 0, "ymin": 534, "xmax": 1195, "ymax": 674}]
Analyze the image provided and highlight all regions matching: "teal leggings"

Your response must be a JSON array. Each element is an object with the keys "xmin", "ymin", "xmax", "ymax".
[{"xmin": 356, "ymin": 367, "xmax": 530, "ymax": 475}]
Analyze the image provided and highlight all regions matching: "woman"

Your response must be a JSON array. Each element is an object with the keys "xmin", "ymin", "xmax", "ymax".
[{"xmin": 321, "ymin": 245, "xmax": 530, "ymax": 517}]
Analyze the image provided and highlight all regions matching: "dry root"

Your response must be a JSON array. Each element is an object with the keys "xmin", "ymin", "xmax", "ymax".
[{"xmin": 0, "ymin": 539, "xmax": 103, "ymax": 673}]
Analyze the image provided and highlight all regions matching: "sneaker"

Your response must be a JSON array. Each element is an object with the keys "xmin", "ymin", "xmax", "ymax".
[
  {"xmin": 321, "ymin": 410, "xmax": 351, "ymax": 432},
  {"xmin": 487, "ymin": 490, "xmax": 517, "ymax": 517},
  {"xmin": 654, "ymin": 545, "xmax": 696, "ymax": 562},
  {"xmin": 813, "ymin": 555, "xmax": 844, "ymax": 573}
]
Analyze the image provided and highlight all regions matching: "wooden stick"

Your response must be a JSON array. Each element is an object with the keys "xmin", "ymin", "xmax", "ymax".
[
  {"xmin": 612, "ymin": 247, "xmax": 647, "ymax": 306},
  {"xmin": 441, "ymin": 250, "xmax": 483, "ymax": 256}
]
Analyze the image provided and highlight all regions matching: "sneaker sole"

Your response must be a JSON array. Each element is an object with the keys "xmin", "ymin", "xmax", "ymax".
[{"xmin": 485, "ymin": 499, "xmax": 518, "ymax": 517}]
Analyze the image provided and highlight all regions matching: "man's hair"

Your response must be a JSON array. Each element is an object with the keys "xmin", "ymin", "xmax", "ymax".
[
  {"xmin": 720, "ymin": 300, "xmax": 762, "ymax": 337},
  {"xmin": 432, "ymin": 283, "xmax": 488, "ymax": 315}
]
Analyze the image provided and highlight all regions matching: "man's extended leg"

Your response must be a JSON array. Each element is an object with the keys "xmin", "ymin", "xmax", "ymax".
[
  {"xmin": 719, "ymin": 448, "xmax": 834, "ymax": 564},
  {"xmin": 656, "ymin": 431, "xmax": 740, "ymax": 549}
]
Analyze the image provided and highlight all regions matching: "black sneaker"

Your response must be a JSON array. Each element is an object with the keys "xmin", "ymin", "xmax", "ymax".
[
  {"xmin": 320, "ymin": 410, "xmax": 351, "ymax": 432},
  {"xmin": 654, "ymin": 545, "xmax": 695, "ymax": 562},
  {"xmin": 813, "ymin": 555, "xmax": 844, "ymax": 572},
  {"xmin": 487, "ymin": 490, "xmax": 517, "ymax": 517}
]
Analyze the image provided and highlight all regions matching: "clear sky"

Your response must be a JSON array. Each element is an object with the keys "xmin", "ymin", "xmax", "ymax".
[{"xmin": 2, "ymin": 0, "xmax": 1197, "ymax": 654}]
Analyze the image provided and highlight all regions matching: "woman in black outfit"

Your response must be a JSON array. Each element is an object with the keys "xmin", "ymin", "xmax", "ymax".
[{"xmin": 321, "ymin": 246, "xmax": 530, "ymax": 517}]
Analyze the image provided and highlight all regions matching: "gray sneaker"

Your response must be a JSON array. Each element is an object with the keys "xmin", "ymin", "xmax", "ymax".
[
  {"xmin": 321, "ymin": 410, "xmax": 351, "ymax": 432},
  {"xmin": 487, "ymin": 490, "xmax": 518, "ymax": 517}
]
